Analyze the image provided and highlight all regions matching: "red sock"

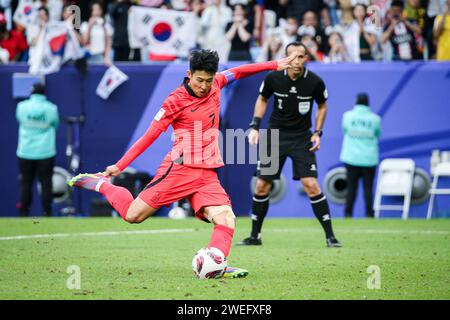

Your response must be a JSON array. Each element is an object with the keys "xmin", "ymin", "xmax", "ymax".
[
  {"xmin": 208, "ymin": 224, "xmax": 234, "ymax": 257},
  {"xmin": 99, "ymin": 183, "xmax": 134, "ymax": 221}
]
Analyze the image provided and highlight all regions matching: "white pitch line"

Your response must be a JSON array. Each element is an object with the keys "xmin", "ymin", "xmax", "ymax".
[
  {"xmin": 269, "ymin": 228, "xmax": 450, "ymax": 235},
  {"xmin": 0, "ymin": 228, "xmax": 196, "ymax": 241},
  {"xmin": 1, "ymin": 227, "xmax": 448, "ymax": 241}
]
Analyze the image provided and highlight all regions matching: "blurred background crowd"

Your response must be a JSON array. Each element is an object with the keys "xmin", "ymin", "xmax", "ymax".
[{"xmin": 0, "ymin": 0, "xmax": 449, "ymax": 65}]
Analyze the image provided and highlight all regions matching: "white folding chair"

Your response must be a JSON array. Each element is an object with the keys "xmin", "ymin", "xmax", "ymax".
[
  {"xmin": 374, "ymin": 159, "xmax": 415, "ymax": 220},
  {"xmin": 427, "ymin": 162, "xmax": 450, "ymax": 219}
]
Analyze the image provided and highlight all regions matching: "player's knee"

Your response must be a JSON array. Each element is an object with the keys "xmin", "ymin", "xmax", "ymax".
[
  {"xmin": 255, "ymin": 179, "xmax": 272, "ymax": 196},
  {"xmin": 125, "ymin": 210, "xmax": 144, "ymax": 224},
  {"xmin": 213, "ymin": 209, "xmax": 236, "ymax": 229}
]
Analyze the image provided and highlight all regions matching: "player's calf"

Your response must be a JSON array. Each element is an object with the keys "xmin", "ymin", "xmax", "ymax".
[{"xmin": 204, "ymin": 206, "xmax": 236, "ymax": 257}]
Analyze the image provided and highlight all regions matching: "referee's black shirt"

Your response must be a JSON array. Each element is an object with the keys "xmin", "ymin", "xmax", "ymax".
[{"xmin": 259, "ymin": 68, "xmax": 328, "ymax": 133}]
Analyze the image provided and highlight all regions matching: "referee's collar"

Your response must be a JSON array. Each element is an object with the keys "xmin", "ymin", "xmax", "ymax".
[{"xmin": 284, "ymin": 68, "xmax": 308, "ymax": 79}]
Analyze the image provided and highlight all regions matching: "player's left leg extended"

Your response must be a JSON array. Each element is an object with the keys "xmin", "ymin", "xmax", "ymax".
[
  {"xmin": 69, "ymin": 173, "xmax": 159, "ymax": 223},
  {"xmin": 202, "ymin": 205, "xmax": 248, "ymax": 278},
  {"xmin": 301, "ymin": 177, "xmax": 342, "ymax": 248}
]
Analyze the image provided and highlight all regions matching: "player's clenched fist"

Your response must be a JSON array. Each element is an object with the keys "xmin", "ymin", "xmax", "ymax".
[{"xmin": 104, "ymin": 165, "xmax": 121, "ymax": 177}]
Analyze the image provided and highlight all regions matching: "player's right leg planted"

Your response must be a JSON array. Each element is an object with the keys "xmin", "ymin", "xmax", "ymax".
[
  {"xmin": 69, "ymin": 173, "xmax": 134, "ymax": 221},
  {"xmin": 204, "ymin": 205, "xmax": 249, "ymax": 279}
]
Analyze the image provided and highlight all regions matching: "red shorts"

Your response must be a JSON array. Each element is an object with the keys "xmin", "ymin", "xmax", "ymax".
[{"xmin": 138, "ymin": 160, "xmax": 232, "ymax": 222}]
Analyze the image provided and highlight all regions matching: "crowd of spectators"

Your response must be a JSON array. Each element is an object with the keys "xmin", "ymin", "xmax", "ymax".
[{"xmin": 0, "ymin": 0, "xmax": 449, "ymax": 65}]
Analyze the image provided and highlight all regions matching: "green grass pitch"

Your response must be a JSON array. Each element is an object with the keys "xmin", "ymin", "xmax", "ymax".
[{"xmin": 0, "ymin": 217, "xmax": 449, "ymax": 300}]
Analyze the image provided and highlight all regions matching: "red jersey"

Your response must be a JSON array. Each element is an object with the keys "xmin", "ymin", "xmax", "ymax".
[
  {"xmin": 153, "ymin": 73, "xmax": 226, "ymax": 168},
  {"xmin": 115, "ymin": 61, "xmax": 278, "ymax": 171},
  {"xmin": 0, "ymin": 30, "xmax": 28, "ymax": 61}
]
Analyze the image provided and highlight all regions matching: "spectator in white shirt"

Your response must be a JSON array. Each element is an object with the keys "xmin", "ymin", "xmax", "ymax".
[
  {"xmin": 81, "ymin": 1, "xmax": 113, "ymax": 65},
  {"xmin": 200, "ymin": 0, "xmax": 232, "ymax": 62},
  {"xmin": 26, "ymin": 6, "xmax": 49, "ymax": 61},
  {"xmin": 324, "ymin": 25, "xmax": 351, "ymax": 62},
  {"xmin": 280, "ymin": 16, "xmax": 299, "ymax": 49},
  {"xmin": 256, "ymin": 27, "xmax": 284, "ymax": 62},
  {"xmin": 342, "ymin": 3, "xmax": 378, "ymax": 62}
]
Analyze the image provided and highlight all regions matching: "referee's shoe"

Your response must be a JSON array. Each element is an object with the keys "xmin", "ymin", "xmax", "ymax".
[
  {"xmin": 326, "ymin": 236, "xmax": 342, "ymax": 248},
  {"xmin": 238, "ymin": 236, "xmax": 342, "ymax": 247},
  {"xmin": 236, "ymin": 236, "xmax": 262, "ymax": 246}
]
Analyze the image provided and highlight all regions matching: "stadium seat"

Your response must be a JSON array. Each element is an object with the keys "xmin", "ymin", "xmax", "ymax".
[
  {"xmin": 426, "ymin": 162, "xmax": 450, "ymax": 219},
  {"xmin": 374, "ymin": 159, "xmax": 415, "ymax": 220}
]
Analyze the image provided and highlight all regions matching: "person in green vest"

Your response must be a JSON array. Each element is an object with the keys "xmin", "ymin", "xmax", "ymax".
[
  {"xmin": 340, "ymin": 93, "xmax": 381, "ymax": 218},
  {"xmin": 16, "ymin": 82, "xmax": 59, "ymax": 216}
]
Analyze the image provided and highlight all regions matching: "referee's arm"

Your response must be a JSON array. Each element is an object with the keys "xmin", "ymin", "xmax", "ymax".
[
  {"xmin": 310, "ymin": 102, "xmax": 327, "ymax": 152},
  {"xmin": 248, "ymin": 95, "xmax": 269, "ymax": 145},
  {"xmin": 253, "ymin": 95, "xmax": 269, "ymax": 119}
]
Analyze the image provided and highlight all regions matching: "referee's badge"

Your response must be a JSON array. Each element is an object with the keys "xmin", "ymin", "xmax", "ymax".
[{"xmin": 298, "ymin": 102, "xmax": 310, "ymax": 115}]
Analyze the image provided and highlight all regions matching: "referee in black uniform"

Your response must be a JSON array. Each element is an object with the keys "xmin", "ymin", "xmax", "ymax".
[{"xmin": 238, "ymin": 41, "xmax": 341, "ymax": 247}]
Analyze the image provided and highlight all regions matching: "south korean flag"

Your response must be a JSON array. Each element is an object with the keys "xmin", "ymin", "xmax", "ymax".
[
  {"xmin": 128, "ymin": 6, "xmax": 196, "ymax": 58},
  {"xmin": 96, "ymin": 65, "xmax": 129, "ymax": 100},
  {"xmin": 13, "ymin": 0, "xmax": 37, "ymax": 27}
]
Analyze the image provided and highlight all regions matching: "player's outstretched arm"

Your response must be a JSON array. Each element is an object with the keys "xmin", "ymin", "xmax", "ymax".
[
  {"xmin": 219, "ymin": 54, "xmax": 296, "ymax": 87},
  {"xmin": 103, "ymin": 123, "xmax": 163, "ymax": 177}
]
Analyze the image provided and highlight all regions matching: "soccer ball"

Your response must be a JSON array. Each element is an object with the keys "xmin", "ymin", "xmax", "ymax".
[{"xmin": 192, "ymin": 247, "xmax": 227, "ymax": 279}]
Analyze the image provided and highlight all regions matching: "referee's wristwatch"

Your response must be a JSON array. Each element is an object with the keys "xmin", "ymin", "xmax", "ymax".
[{"xmin": 313, "ymin": 129, "xmax": 323, "ymax": 137}]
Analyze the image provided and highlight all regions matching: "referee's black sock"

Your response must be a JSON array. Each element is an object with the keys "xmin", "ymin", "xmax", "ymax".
[
  {"xmin": 250, "ymin": 194, "xmax": 270, "ymax": 239},
  {"xmin": 310, "ymin": 193, "xmax": 335, "ymax": 239}
]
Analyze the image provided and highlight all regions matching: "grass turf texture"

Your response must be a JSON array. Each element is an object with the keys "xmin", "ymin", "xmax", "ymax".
[{"xmin": 0, "ymin": 217, "xmax": 449, "ymax": 300}]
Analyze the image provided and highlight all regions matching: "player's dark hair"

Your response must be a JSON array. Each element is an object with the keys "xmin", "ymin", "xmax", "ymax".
[
  {"xmin": 189, "ymin": 49, "xmax": 219, "ymax": 74},
  {"xmin": 391, "ymin": 0, "xmax": 404, "ymax": 9},
  {"xmin": 285, "ymin": 41, "xmax": 309, "ymax": 56},
  {"xmin": 356, "ymin": 93, "xmax": 369, "ymax": 106},
  {"xmin": 32, "ymin": 82, "xmax": 45, "ymax": 95}
]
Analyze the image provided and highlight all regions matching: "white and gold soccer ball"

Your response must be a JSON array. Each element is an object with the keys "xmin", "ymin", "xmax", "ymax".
[{"xmin": 192, "ymin": 247, "xmax": 227, "ymax": 279}]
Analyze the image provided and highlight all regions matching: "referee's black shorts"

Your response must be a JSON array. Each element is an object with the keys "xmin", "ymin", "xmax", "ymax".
[{"xmin": 257, "ymin": 129, "xmax": 318, "ymax": 181}]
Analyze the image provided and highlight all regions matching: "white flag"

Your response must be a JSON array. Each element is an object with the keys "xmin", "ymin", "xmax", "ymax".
[
  {"xmin": 13, "ymin": 0, "xmax": 37, "ymax": 27},
  {"xmin": 128, "ymin": 6, "xmax": 196, "ymax": 58},
  {"xmin": 28, "ymin": 21, "xmax": 83, "ymax": 75},
  {"xmin": 96, "ymin": 65, "xmax": 129, "ymax": 100}
]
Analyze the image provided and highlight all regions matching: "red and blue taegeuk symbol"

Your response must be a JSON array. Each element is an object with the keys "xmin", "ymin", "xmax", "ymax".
[
  {"xmin": 152, "ymin": 22, "xmax": 172, "ymax": 42},
  {"xmin": 49, "ymin": 34, "xmax": 67, "ymax": 55},
  {"xmin": 23, "ymin": 6, "xmax": 32, "ymax": 15}
]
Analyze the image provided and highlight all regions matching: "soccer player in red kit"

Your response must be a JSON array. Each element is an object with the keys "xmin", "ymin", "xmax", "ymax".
[{"xmin": 69, "ymin": 50, "xmax": 295, "ymax": 278}]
